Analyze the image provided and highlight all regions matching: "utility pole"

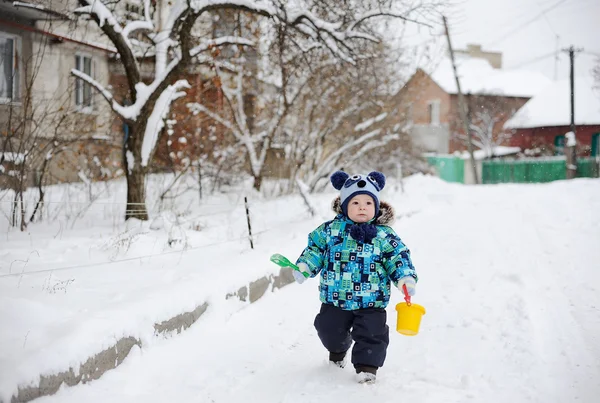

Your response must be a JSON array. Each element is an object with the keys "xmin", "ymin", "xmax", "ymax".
[
  {"xmin": 561, "ymin": 45, "xmax": 583, "ymax": 179},
  {"xmin": 443, "ymin": 16, "xmax": 478, "ymax": 184}
]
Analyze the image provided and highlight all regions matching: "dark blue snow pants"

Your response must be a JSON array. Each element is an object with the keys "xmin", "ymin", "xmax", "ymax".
[{"xmin": 314, "ymin": 303, "xmax": 389, "ymax": 369}]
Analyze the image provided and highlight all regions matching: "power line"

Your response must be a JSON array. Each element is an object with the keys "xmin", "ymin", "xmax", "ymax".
[
  {"xmin": 488, "ymin": 0, "xmax": 568, "ymax": 46},
  {"xmin": 580, "ymin": 51, "xmax": 600, "ymax": 58},
  {"xmin": 507, "ymin": 51, "xmax": 559, "ymax": 69}
]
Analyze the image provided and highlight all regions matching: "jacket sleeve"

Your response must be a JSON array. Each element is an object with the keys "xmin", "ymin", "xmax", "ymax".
[
  {"xmin": 295, "ymin": 222, "xmax": 329, "ymax": 277},
  {"xmin": 381, "ymin": 231, "xmax": 417, "ymax": 285}
]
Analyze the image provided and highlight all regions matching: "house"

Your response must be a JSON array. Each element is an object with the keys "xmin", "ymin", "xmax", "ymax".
[
  {"xmin": 395, "ymin": 44, "xmax": 551, "ymax": 155},
  {"xmin": 0, "ymin": 0, "xmax": 120, "ymax": 188},
  {"xmin": 504, "ymin": 76, "xmax": 600, "ymax": 157}
]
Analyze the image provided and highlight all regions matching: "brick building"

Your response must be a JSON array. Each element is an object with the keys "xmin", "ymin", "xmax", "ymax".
[
  {"xmin": 504, "ymin": 76, "xmax": 600, "ymax": 157},
  {"xmin": 395, "ymin": 44, "xmax": 551, "ymax": 154}
]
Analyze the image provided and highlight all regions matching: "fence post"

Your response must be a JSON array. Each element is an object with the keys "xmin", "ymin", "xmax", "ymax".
[{"xmin": 244, "ymin": 196, "xmax": 254, "ymax": 249}]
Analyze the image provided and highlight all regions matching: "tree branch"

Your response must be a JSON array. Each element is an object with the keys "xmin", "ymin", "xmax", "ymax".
[
  {"xmin": 70, "ymin": 69, "xmax": 128, "ymax": 117},
  {"xmin": 190, "ymin": 36, "xmax": 254, "ymax": 57},
  {"xmin": 75, "ymin": 0, "xmax": 141, "ymax": 98},
  {"xmin": 349, "ymin": 10, "xmax": 433, "ymax": 31}
]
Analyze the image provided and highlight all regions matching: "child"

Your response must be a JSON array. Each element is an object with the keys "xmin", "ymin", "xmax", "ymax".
[{"xmin": 293, "ymin": 170, "xmax": 417, "ymax": 384}]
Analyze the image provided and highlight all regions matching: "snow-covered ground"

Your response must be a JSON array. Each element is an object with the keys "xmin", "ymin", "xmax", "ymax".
[{"xmin": 1, "ymin": 174, "xmax": 599, "ymax": 402}]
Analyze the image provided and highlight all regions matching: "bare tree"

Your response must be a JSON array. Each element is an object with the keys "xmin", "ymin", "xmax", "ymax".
[
  {"xmin": 1, "ymin": 28, "xmax": 78, "ymax": 231},
  {"xmin": 187, "ymin": 2, "xmax": 436, "ymax": 191},
  {"xmin": 71, "ymin": 0, "xmax": 434, "ymax": 212},
  {"xmin": 454, "ymin": 93, "xmax": 525, "ymax": 158},
  {"xmin": 283, "ymin": 38, "xmax": 418, "ymax": 191}
]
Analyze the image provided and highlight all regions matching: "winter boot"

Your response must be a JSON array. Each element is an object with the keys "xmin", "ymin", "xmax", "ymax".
[
  {"xmin": 329, "ymin": 351, "xmax": 347, "ymax": 368},
  {"xmin": 355, "ymin": 365, "xmax": 377, "ymax": 384}
]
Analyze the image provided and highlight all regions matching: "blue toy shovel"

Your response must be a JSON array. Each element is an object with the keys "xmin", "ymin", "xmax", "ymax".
[{"xmin": 270, "ymin": 254, "xmax": 310, "ymax": 278}]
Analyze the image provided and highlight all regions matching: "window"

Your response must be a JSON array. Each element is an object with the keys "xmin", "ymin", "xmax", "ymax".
[
  {"xmin": 428, "ymin": 100, "xmax": 440, "ymax": 125},
  {"xmin": 405, "ymin": 104, "xmax": 413, "ymax": 124},
  {"xmin": 554, "ymin": 135, "xmax": 565, "ymax": 156},
  {"xmin": 125, "ymin": 2, "xmax": 143, "ymax": 19},
  {"xmin": 592, "ymin": 133, "xmax": 599, "ymax": 157},
  {"xmin": 75, "ymin": 54, "xmax": 93, "ymax": 109},
  {"xmin": 0, "ymin": 33, "xmax": 20, "ymax": 102}
]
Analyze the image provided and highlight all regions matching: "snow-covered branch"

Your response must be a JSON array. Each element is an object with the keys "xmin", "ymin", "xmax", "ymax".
[
  {"xmin": 122, "ymin": 20, "xmax": 154, "ymax": 39},
  {"xmin": 354, "ymin": 112, "xmax": 388, "ymax": 132},
  {"xmin": 308, "ymin": 128, "xmax": 383, "ymax": 189},
  {"xmin": 70, "ymin": 68, "xmax": 123, "ymax": 112},
  {"xmin": 74, "ymin": 0, "xmax": 121, "ymax": 31},
  {"xmin": 190, "ymin": 36, "xmax": 255, "ymax": 57},
  {"xmin": 190, "ymin": 0, "xmax": 277, "ymax": 16},
  {"xmin": 187, "ymin": 103, "xmax": 240, "ymax": 136},
  {"xmin": 141, "ymin": 80, "xmax": 191, "ymax": 167}
]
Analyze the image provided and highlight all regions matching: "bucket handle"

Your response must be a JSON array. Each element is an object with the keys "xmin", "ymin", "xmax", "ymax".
[{"xmin": 402, "ymin": 284, "xmax": 412, "ymax": 306}]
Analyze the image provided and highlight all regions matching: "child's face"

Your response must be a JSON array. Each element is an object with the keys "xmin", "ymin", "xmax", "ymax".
[{"xmin": 347, "ymin": 194, "xmax": 376, "ymax": 223}]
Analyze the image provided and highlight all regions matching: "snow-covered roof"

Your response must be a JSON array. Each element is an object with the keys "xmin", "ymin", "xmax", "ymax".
[
  {"xmin": 428, "ymin": 56, "xmax": 551, "ymax": 98},
  {"xmin": 504, "ymin": 76, "xmax": 600, "ymax": 129}
]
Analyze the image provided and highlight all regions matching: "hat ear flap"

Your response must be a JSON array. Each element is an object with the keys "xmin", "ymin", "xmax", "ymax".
[
  {"xmin": 368, "ymin": 171, "xmax": 386, "ymax": 190},
  {"xmin": 330, "ymin": 171, "xmax": 349, "ymax": 190}
]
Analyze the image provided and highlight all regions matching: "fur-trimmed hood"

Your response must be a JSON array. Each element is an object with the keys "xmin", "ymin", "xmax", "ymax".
[{"xmin": 331, "ymin": 196, "xmax": 395, "ymax": 226}]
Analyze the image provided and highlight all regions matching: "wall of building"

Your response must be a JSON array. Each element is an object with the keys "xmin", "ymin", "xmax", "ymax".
[
  {"xmin": 509, "ymin": 125, "xmax": 600, "ymax": 156},
  {"xmin": 395, "ymin": 69, "xmax": 452, "ymax": 154},
  {"xmin": 1, "ymin": 13, "xmax": 121, "ymax": 188}
]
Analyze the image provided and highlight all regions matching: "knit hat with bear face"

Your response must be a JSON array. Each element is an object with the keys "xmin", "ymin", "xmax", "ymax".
[{"xmin": 330, "ymin": 171, "xmax": 386, "ymax": 219}]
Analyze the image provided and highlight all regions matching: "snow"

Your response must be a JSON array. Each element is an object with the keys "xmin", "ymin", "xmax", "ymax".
[
  {"xmin": 126, "ymin": 151, "xmax": 134, "ymax": 174},
  {"xmin": 429, "ymin": 56, "xmax": 551, "ymax": 98},
  {"xmin": 140, "ymin": 80, "xmax": 190, "ymax": 167},
  {"xmin": 1, "ymin": 174, "xmax": 599, "ymax": 402},
  {"xmin": 566, "ymin": 131, "xmax": 576, "ymax": 147},
  {"xmin": 504, "ymin": 76, "xmax": 600, "ymax": 129},
  {"xmin": 354, "ymin": 112, "xmax": 387, "ymax": 132},
  {"xmin": 12, "ymin": 1, "xmax": 45, "ymax": 11},
  {"xmin": 456, "ymin": 146, "xmax": 522, "ymax": 160},
  {"xmin": 1, "ymin": 152, "xmax": 26, "ymax": 164},
  {"xmin": 190, "ymin": 36, "xmax": 254, "ymax": 57},
  {"xmin": 190, "ymin": 0, "xmax": 276, "ymax": 15},
  {"xmin": 74, "ymin": 1, "xmax": 122, "ymax": 34}
]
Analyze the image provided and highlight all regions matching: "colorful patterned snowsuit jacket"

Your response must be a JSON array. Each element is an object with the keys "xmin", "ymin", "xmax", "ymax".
[{"xmin": 296, "ymin": 198, "xmax": 417, "ymax": 310}]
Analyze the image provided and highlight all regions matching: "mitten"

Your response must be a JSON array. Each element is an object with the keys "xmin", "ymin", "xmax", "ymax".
[
  {"xmin": 397, "ymin": 276, "xmax": 416, "ymax": 296},
  {"xmin": 292, "ymin": 262, "xmax": 310, "ymax": 284}
]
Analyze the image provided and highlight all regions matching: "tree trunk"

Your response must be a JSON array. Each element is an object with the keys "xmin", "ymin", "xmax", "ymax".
[
  {"xmin": 253, "ymin": 173, "xmax": 263, "ymax": 191},
  {"xmin": 123, "ymin": 124, "xmax": 149, "ymax": 221},
  {"xmin": 125, "ymin": 165, "xmax": 148, "ymax": 220}
]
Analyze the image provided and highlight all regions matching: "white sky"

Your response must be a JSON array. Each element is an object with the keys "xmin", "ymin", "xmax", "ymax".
[{"xmin": 400, "ymin": 0, "xmax": 600, "ymax": 81}]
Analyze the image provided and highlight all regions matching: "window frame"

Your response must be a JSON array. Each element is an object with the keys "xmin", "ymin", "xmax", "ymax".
[
  {"xmin": 591, "ymin": 133, "xmax": 599, "ymax": 157},
  {"xmin": 554, "ymin": 134, "xmax": 565, "ymax": 156},
  {"xmin": 74, "ymin": 53, "xmax": 94, "ymax": 112},
  {"xmin": 0, "ymin": 31, "xmax": 21, "ymax": 104}
]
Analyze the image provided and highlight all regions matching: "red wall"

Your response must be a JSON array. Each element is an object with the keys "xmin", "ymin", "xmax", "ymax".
[{"xmin": 508, "ymin": 125, "xmax": 600, "ymax": 156}]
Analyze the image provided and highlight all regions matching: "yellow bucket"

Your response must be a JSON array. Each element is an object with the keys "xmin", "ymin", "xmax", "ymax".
[{"xmin": 395, "ymin": 302, "xmax": 426, "ymax": 336}]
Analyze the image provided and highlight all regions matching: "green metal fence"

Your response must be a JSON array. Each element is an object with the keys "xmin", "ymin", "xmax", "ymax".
[
  {"xmin": 426, "ymin": 156, "xmax": 599, "ymax": 184},
  {"xmin": 481, "ymin": 157, "xmax": 599, "ymax": 184},
  {"xmin": 577, "ymin": 157, "xmax": 600, "ymax": 178},
  {"xmin": 426, "ymin": 156, "xmax": 464, "ymax": 183}
]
